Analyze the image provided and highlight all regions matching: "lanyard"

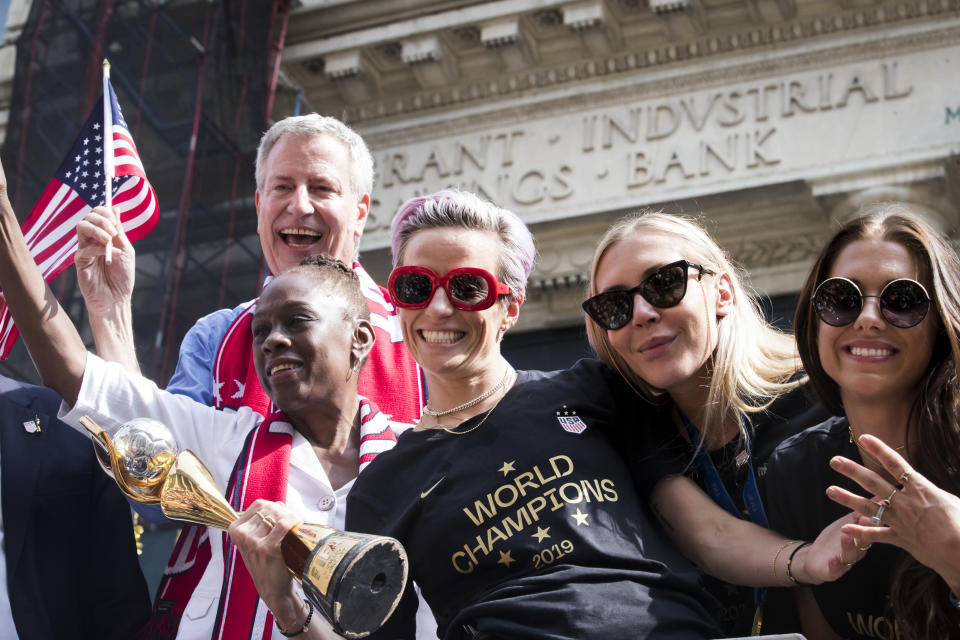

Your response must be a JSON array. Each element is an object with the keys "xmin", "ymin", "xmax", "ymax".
[{"xmin": 677, "ymin": 408, "xmax": 769, "ymax": 626}]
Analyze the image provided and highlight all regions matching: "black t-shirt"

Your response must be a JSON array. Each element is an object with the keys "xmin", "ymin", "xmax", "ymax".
[
  {"xmin": 621, "ymin": 385, "xmax": 826, "ymax": 499},
  {"xmin": 347, "ymin": 359, "xmax": 720, "ymax": 640},
  {"xmin": 609, "ymin": 385, "xmax": 826, "ymax": 636},
  {"xmin": 764, "ymin": 416, "xmax": 902, "ymax": 639}
]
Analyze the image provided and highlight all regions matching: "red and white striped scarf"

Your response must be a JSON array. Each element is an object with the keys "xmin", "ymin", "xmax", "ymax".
[{"xmin": 211, "ymin": 399, "xmax": 395, "ymax": 640}]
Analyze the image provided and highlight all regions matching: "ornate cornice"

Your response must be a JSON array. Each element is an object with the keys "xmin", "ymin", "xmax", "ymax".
[
  {"xmin": 288, "ymin": 0, "xmax": 960, "ymax": 127},
  {"xmin": 727, "ymin": 231, "xmax": 832, "ymax": 270}
]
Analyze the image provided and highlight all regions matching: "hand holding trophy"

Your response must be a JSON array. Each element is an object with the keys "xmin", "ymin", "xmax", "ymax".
[{"xmin": 82, "ymin": 415, "xmax": 408, "ymax": 639}]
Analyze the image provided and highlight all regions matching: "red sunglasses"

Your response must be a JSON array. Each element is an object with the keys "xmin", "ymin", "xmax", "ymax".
[{"xmin": 388, "ymin": 266, "xmax": 512, "ymax": 311}]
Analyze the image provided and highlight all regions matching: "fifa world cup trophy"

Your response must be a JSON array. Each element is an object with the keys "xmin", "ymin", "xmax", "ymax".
[{"xmin": 81, "ymin": 416, "xmax": 407, "ymax": 638}]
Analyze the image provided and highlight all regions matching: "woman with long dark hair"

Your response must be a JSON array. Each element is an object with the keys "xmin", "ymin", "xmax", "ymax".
[{"xmin": 766, "ymin": 202, "xmax": 960, "ymax": 639}]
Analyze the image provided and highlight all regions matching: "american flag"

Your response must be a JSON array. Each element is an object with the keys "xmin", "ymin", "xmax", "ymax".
[{"xmin": 0, "ymin": 80, "xmax": 158, "ymax": 359}]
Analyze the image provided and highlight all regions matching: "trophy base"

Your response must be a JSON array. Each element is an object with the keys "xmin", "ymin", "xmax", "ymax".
[{"xmin": 301, "ymin": 531, "xmax": 408, "ymax": 639}]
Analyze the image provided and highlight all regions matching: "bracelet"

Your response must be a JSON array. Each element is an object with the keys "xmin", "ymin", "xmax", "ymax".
[
  {"xmin": 275, "ymin": 598, "xmax": 313, "ymax": 638},
  {"xmin": 786, "ymin": 541, "xmax": 812, "ymax": 585},
  {"xmin": 772, "ymin": 540, "xmax": 794, "ymax": 583}
]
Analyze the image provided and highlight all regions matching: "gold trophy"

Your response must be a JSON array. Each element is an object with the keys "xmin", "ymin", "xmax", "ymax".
[{"xmin": 82, "ymin": 416, "xmax": 408, "ymax": 639}]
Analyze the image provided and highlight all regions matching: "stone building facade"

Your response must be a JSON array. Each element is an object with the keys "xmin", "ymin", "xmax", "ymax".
[
  {"xmin": 0, "ymin": 0, "xmax": 957, "ymax": 369},
  {"xmin": 280, "ymin": 0, "xmax": 960, "ymax": 365}
]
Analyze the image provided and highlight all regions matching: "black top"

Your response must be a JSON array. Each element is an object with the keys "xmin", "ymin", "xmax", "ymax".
[
  {"xmin": 764, "ymin": 416, "xmax": 902, "ymax": 638},
  {"xmin": 609, "ymin": 385, "xmax": 826, "ymax": 635},
  {"xmin": 621, "ymin": 385, "xmax": 825, "ymax": 499},
  {"xmin": 347, "ymin": 359, "xmax": 720, "ymax": 640}
]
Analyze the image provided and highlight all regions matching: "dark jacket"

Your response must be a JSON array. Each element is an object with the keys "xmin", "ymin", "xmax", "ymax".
[{"xmin": 0, "ymin": 376, "xmax": 150, "ymax": 639}]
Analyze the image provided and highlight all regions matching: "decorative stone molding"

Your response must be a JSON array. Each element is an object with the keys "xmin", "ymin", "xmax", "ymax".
[
  {"xmin": 401, "ymin": 35, "xmax": 459, "ymax": 86},
  {"xmin": 324, "ymin": 50, "xmax": 363, "ymax": 79},
  {"xmin": 727, "ymin": 232, "xmax": 831, "ymax": 271},
  {"xmin": 808, "ymin": 161, "xmax": 947, "ymax": 199},
  {"xmin": 481, "ymin": 19, "xmax": 520, "ymax": 48},
  {"xmin": 649, "ymin": 0, "xmax": 691, "ymax": 14},
  {"xmin": 531, "ymin": 272, "xmax": 587, "ymax": 292},
  {"xmin": 319, "ymin": 50, "xmax": 383, "ymax": 103},
  {"xmin": 480, "ymin": 17, "xmax": 541, "ymax": 68},
  {"xmin": 401, "ymin": 35, "xmax": 443, "ymax": 65},
  {"xmin": 563, "ymin": 1, "xmax": 606, "ymax": 31},
  {"xmin": 534, "ymin": 9, "xmax": 564, "ymax": 27},
  {"xmin": 333, "ymin": 1, "xmax": 960, "ymax": 124}
]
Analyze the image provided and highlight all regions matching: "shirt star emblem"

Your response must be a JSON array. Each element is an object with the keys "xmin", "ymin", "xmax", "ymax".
[
  {"xmin": 496, "ymin": 549, "xmax": 515, "ymax": 568},
  {"xmin": 231, "ymin": 379, "xmax": 246, "ymax": 400},
  {"xmin": 531, "ymin": 526, "xmax": 550, "ymax": 542},
  {"xmin": 571, "ymin": 508, "xmax": 589, "ymax": 526},
  {"xmin": 498, "ymin": 460, "xmax": 516, "ymax": 476}
]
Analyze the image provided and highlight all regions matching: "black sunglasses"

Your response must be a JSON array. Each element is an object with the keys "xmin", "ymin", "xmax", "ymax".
[
  {"xmin": 813, "ymin": 277, "xmax": 931, "ymax": 329},
  {"xmin": 582, "ymin": 260, "xmax": 714, "ymax": 331}
]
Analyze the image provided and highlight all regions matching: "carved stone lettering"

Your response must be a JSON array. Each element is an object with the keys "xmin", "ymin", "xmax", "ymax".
[{"xmin": 362, "ymin": 51, "xmax": 960, "ymax": 250}]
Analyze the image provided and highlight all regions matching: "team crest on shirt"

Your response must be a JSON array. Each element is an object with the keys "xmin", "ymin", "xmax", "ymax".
[{"xmin": 556, "ymin": 406, "xmax": 587, "ymax": 434}]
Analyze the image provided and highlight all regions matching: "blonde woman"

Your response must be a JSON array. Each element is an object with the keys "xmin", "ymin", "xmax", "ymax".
[{"xmin": 582, "ymin": 210, "xmax": 827, "ymax": 634}]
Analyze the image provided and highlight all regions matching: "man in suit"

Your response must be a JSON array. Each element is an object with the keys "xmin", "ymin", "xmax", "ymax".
[{"xmin": 0, "ymin": 374, "xmax": 151, "ymax": 638}]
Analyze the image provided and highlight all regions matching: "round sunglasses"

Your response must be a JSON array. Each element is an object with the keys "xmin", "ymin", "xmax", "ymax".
[
  {"xmin": 388, "ymin": 265, "xmax": 512, "ymax": 311},
  {"xmin": 582, "ymin": 260, "xmax": 713, "ymax": 331},
  {"xmin": 813, "ymin": 277, "xmax": 932, "ymax": 329}
]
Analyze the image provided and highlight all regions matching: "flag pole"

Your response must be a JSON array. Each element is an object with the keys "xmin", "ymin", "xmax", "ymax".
[{"xmin": 102, "ymin": 58, "xmax": 114, "ymax": 264}]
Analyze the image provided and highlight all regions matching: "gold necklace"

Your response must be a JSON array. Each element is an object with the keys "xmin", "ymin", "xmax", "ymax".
[
  {"xmin": 422, "ymin": 367, "xmax": 511, "ymax": 417},
  {"xmin": 429, "ymin": 370, "xmax": 515, "ymax": 436},
  {"xmin": 848, "ymin": 424, "xmax": 907, "ymax": 464}
]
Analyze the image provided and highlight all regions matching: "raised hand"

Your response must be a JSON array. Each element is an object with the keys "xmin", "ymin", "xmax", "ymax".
[
  {"xmin": 74, "ymin": 205, "xmax": 141, "ymax": 373},
  {"xmin": 75, "ymin": 206, "xmax": 135, "ymax": 317},
  {"xmin": 826, "ymin": 434, "xmax": 960, "ymax": 594}
]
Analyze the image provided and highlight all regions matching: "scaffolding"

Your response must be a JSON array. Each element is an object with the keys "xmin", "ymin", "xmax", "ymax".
[{"xmin": 0, "ymin": 0, "xmax": 293, "ymax": 384}]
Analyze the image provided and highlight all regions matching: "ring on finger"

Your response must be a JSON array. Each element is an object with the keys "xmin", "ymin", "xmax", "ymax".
[
  {"xmin": 870, "ymin": 502, "xmax": 887, "ymax": 527},
  {"xmin": 886, "ymin": 487, "xmax": 899, "ymax": 505},
  {"xmin": 898, "ymin": 470, "xmax": 911, "ymax": 486},
  {"xmin": 256, "ymin": 512, "xmax": 277, "ymax": 528}
]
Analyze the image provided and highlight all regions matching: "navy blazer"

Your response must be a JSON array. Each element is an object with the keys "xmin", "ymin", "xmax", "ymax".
[{"xmin": 0, "ymin": 376, "xmax": 150, "ymax": 639}]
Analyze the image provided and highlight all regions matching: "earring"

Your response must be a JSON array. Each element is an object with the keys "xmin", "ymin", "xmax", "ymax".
[{"xmin": 345, "ymin": 356, "xmax": 360, "ymax": 382}]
